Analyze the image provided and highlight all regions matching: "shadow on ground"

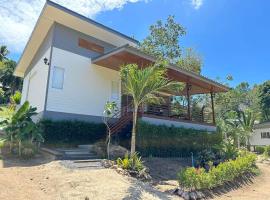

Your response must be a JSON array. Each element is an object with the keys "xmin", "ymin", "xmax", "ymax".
[{"xmin": 0, "ymin": 148, "xmax": 55, "ymax": 168}]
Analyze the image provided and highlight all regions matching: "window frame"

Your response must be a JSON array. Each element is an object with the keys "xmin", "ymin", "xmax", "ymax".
[{"xmin": 51, "ymin": 66, "xmax": 65, "ymax": 90}]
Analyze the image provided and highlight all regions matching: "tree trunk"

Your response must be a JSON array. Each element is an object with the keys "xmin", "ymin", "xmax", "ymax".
[
  {"xmin": 18, "ymin": 140, "xmax": 22, "ymax": 156},
  {"xmin": 237, "ymin": 136, "xmax": 240, "ymax": 148},
  {"xmin": 107, "ymin": 129, "xmax": 111, "ymax": 160},
  {"xmin": 130, "ymin": 105, "xmax": 138, "ymax": 155}
]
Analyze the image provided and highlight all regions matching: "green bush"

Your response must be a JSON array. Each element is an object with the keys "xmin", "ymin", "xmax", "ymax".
[
  {"xmin": 40, "ymin": 120, "xmax": 106, "ymax": 144},
  {"xmin": 136, "ymin": 121, "xmax": 222, "ymax": 157},
  {"xmin": 263, "ymin": 145, "xmax": 270, "ymax": 158},
  {"xmin": 117, "ymin": 152, "xmax": 145, "ymax": 172},
  {"xmin": 255, "ymin": 146, "xmax": 265, "ymax": 154},
  {"xmin": 10, "ymin": 91, "xmax": 21, "ymax": 105},
  {"xmin": 178, "ymin": 152, "xmax": 257, "ymax": 191}
]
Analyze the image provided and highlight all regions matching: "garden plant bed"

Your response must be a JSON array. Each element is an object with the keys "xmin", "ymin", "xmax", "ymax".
[{"xmin": 174, "ymin": 171, "xmax": 258, "ymax": 199}]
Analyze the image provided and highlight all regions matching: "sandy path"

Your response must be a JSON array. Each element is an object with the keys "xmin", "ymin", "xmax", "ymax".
[
  {"xmin": 213, "ymin": 163, "xmax": 270, "ymax": 200},
  {"xmin": 0, "ymin": 155, "xmax": 178, "ymax": 200},
  {"xmin": 0, "ymin": 155, "xmax": 270, "ymax": 200}
]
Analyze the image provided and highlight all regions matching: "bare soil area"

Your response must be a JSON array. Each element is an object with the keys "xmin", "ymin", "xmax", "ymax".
[
  {"xmin": 0, "ymin": 154, "xmax": 269, "ymax": 200},
  {"xmin": 0, "ymin": 153, "xmax": 178, "ymax": 200}
]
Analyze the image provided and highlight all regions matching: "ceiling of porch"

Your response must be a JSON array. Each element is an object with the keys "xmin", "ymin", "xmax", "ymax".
[{"xmin": 92, "ymin": 44, "xmax": 230, "ymax": 95}]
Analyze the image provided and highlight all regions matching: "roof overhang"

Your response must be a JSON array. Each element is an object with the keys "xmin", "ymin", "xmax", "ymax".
[
  {"xmin": 92, "ymin": 45, "xmax": 230, "ymax": 95},
  {"xmin": 14, "ymin": 0, "xmax": 138, "ymax": 77},
  {"xmin": 254, "ymin": 121, "xmax": 270, "ymax": 129}
]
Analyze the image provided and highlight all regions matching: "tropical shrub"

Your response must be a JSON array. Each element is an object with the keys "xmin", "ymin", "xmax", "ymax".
[
  {"xmin": 263, "ymin": 145, "xmax": 270, "ymax": 158},
  {"xmin": 117, "ymin": 152, "xmax": 144, "ymax": 172},
  {"xmin": 10, "ymin": 91, "xmax": 21, "ymax": 105},
  {"xmin": 136, "ymin": 121, "xmax": 222, "ymax": 157},
  {"xmin": 178, "ymin": 152, "xmax": 257, "ymax": 191},
  {"xmin": 40, "ymin": 120, "xmax": 106, "ymax": 144},
  {"xmin": 255, "ymin": 146, "xmax": 265, "ymax": 154},
  {"xmin": 1, "ymin": 101, "xmax": 43, "ymax": 156},
  {"xmin": 21, "ymin": 141, "xmax": 36, "ymax": 159}
]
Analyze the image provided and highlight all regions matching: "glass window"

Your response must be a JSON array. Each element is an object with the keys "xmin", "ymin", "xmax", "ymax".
[{"xmin": 52, "ymin": 66, "xmax": 65, "ymax": 89}]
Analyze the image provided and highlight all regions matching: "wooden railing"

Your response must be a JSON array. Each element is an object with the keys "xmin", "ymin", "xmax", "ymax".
[
  {"xmin": 142, "ymin": 103, "xmax": 214, "ymax": 124},
  {"xmin": 107, "ymin": 104, "xmax": 133, "ymax": 135}
]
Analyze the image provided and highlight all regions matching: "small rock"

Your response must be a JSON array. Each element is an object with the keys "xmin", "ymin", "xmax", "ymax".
[
  {"xmin": 182, "ymin": 191, "xmax": 190, "ymax": 200},
  {"xmin": 196, "ymin": 191, "xmax": 205, "ymax": 199},
  {"xmin": 190, "ymin": 192, "xmax": 197, "ymax": 200},
  {"xmin": 46, "ymin": 177, "xmax": 49, "ymax": 179},
  {"xmin": 85, "ymin": 197, "xmax": 89, "ymax": 200},
  {"xmin": 173, "ymin": 188, "xmax": 179, "ymax": 194},
  {"xmin": 177, "ymin": 188, "xmax": 184, "ymax": 196}
]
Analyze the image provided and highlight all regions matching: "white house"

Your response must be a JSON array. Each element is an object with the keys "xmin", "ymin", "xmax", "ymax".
[
  {"xmin": 14, "ymin": 1, "xmax": 229, "ymax": 134},
  {"xmin": 250, "ymin": 122, "xmax": 270, "ymax": 146}
]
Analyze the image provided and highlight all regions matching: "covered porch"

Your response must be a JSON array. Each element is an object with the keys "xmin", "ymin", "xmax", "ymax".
[{"xmin": 92, "ymin": 44, "xmax": 229, "ymax": 131}]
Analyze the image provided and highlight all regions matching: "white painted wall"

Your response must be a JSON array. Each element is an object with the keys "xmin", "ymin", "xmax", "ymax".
[
  {"xmin": 141, "ymin": 116, "xmax": 217, "ymax": 132},
  {"xmin": 46, "ymin": 47, "xmax": 121, "ymax": 117},
  {"xmin": 20, "ymin": 48, "xmax": 50, "ymax": 112},
  {"xmin": 250, "ymin": 128, "xmax": 270, "ymax": 146}
]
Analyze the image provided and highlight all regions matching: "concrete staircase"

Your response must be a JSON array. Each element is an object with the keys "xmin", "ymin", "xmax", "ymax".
[{"xmin": 56, "ymin": 144, "xmax": 98, "ymax": 160}]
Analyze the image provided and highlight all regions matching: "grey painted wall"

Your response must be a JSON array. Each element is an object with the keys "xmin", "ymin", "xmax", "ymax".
[
  {"xmin": 53, "ymin": 23, "xmax": 116, "ymax": 58},
  {"xmin": 43, "ymin": 111, "xmax": 103, "ymax": 123},
  {"xmin": 25, "ymin": 24, "xmax": 55, "ymax": 77}
]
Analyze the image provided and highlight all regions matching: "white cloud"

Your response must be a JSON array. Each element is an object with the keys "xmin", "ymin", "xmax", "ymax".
[
  {"xmin": 0, "ymin": 0, "xmax": 145, "ymax": 53},
  {"xmin": 191, "ymin": 0, "xmax": 203, "ymax": 10}
]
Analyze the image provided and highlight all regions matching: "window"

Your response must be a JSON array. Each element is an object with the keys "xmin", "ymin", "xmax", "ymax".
[
  {"xmin": 52, "ymin": 66, "xmax": 65, "ymax": 89},
  {"xmin": 261, "ymin": 132, "xmax": 270, "ymax": 139},
  {"xmin": 111, "ymin": 81, "xmax": 119, "ymax": 100}
]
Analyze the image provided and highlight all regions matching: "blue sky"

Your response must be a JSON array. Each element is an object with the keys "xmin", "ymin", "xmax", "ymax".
[{"xmin": 2, "ymin": 0, "xmax": 269, "ymax": 87}]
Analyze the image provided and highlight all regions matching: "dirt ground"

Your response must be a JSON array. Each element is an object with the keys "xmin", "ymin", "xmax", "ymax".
[
  {"xmin": 0, "ymin": 153, "xmax": 179, "ymax": 200},
  {"xmin": 0, "ymin": 154, "xmax": 270, "ymax": 200}
]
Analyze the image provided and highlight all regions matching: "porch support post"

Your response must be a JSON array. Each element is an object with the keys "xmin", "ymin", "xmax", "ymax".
[
  {"xmin": 186, "ymin": 83, "xmax": 191, "ymax": 120},
  {"xmin": 210, "ymin": 91, "xmax": 216, "ymax": 125}
]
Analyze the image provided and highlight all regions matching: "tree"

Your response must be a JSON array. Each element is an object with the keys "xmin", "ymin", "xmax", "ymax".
[
  {"xmin": 258, "ymin": 80, "xmax": 270, "ymax": 121},
  {"xmin": 103, "ymin": 101, "xmax": 118, "ymax": 159},
  {"xmin": 177, "ymin": 48, "xmax": 202, "ymax": 74},
  {"xmin": 140, "ymin": 15, "xmax": 186, "ymax": 64},
  {"xmin": 120, "ymin": 63, "xmax": 183, "ymax": 154},
  {"xmin": 0, "ymin": 59, "xmax": 22, "ymax": 94},
  {"xmin": 1, "ymin": 101, "xmax": 43, "ymax": 156},
  {"xmin": 0, "ymin": 45, "xmax": 9, "ymax": 61},
  {"xmin": 237, "ymin": 109, "xmax": 257, "ymax": 149}
]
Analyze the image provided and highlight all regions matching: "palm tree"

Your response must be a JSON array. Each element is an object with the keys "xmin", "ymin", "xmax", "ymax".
[
  {"xmin": 120, "ymin": 63, "xmax": 183, "ymax": 154},
  {"xmin": 237, "ymin": 109, "xmax": 257, "ymax": 149},
  {"xmin": 0, "ymin": 46, "xmax": 9, "ymax": 61}
]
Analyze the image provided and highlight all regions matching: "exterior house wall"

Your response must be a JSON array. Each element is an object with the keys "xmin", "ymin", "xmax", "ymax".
[
  {"xmin": 21, "ymin": 26, "xmax": 54, "ymax": 113},
  {"xmin": 250, "ymin": 127, "xmax": 270, "ymax": 146},
  {"xmin": 53, "ymin": 23, "xmax": 116, "ymax": 58},
  {"xmin": 141, "ymin": 116, "xmax": 217, "ymax": 132},
  {"xmin": 46, "ymin": 47, "xmax": 121, "ymax": 121}
]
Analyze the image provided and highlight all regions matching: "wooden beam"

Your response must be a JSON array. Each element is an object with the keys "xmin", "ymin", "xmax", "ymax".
[
  {"xmin": 210, "ymin": 92, "xmax": 216, "ymax": 125},
  {"xmin": 78, "ymin": 38, "xmax": 104, "ymax": 54},
  {"xmin": 186, "ymin": 83, "xmax": 191, "ymax": 120}
]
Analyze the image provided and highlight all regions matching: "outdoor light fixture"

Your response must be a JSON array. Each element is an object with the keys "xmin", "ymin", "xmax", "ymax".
[{"xmin": 43, "ymin": 57, "xmax": 50, "ymax": 65}]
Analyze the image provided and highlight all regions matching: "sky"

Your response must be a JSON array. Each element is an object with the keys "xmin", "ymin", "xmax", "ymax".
[{"xmin": 0, "ymin": 0, "xmax": 269, "ymax": 87}]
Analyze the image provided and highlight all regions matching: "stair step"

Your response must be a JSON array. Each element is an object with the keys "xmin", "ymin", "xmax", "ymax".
[
  {"xmin": 64, "ymin": 151, "xmax": 95, "ymax": 155},
  {"xmin": 73, "ymin": 159, "xmax": 103, "ymax": 163},
  {"xmin": 62, "ymin": 156, "xmax": 98, "ymax": 160},
  {"xmin": 78, "ymin": 144, "xmax": 94, "ymax": 149}
]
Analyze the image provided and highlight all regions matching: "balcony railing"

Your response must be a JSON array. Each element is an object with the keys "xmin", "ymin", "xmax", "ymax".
[{"xmin": 141, "ymin": 103, "xmax": 214, "ymax": 125}]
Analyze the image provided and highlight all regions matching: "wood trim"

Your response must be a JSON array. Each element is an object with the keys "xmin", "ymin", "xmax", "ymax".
[
  {"xmin": 78, "ymin": 38, "xmax": 104, "ymax": 54},
  {"xmin": 210, "ymin": 92, "xmax": 216, "ymax": 125},
  {"xmin": 141, "ymin": 113, "xmax": 216, "ymax": 127}
]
